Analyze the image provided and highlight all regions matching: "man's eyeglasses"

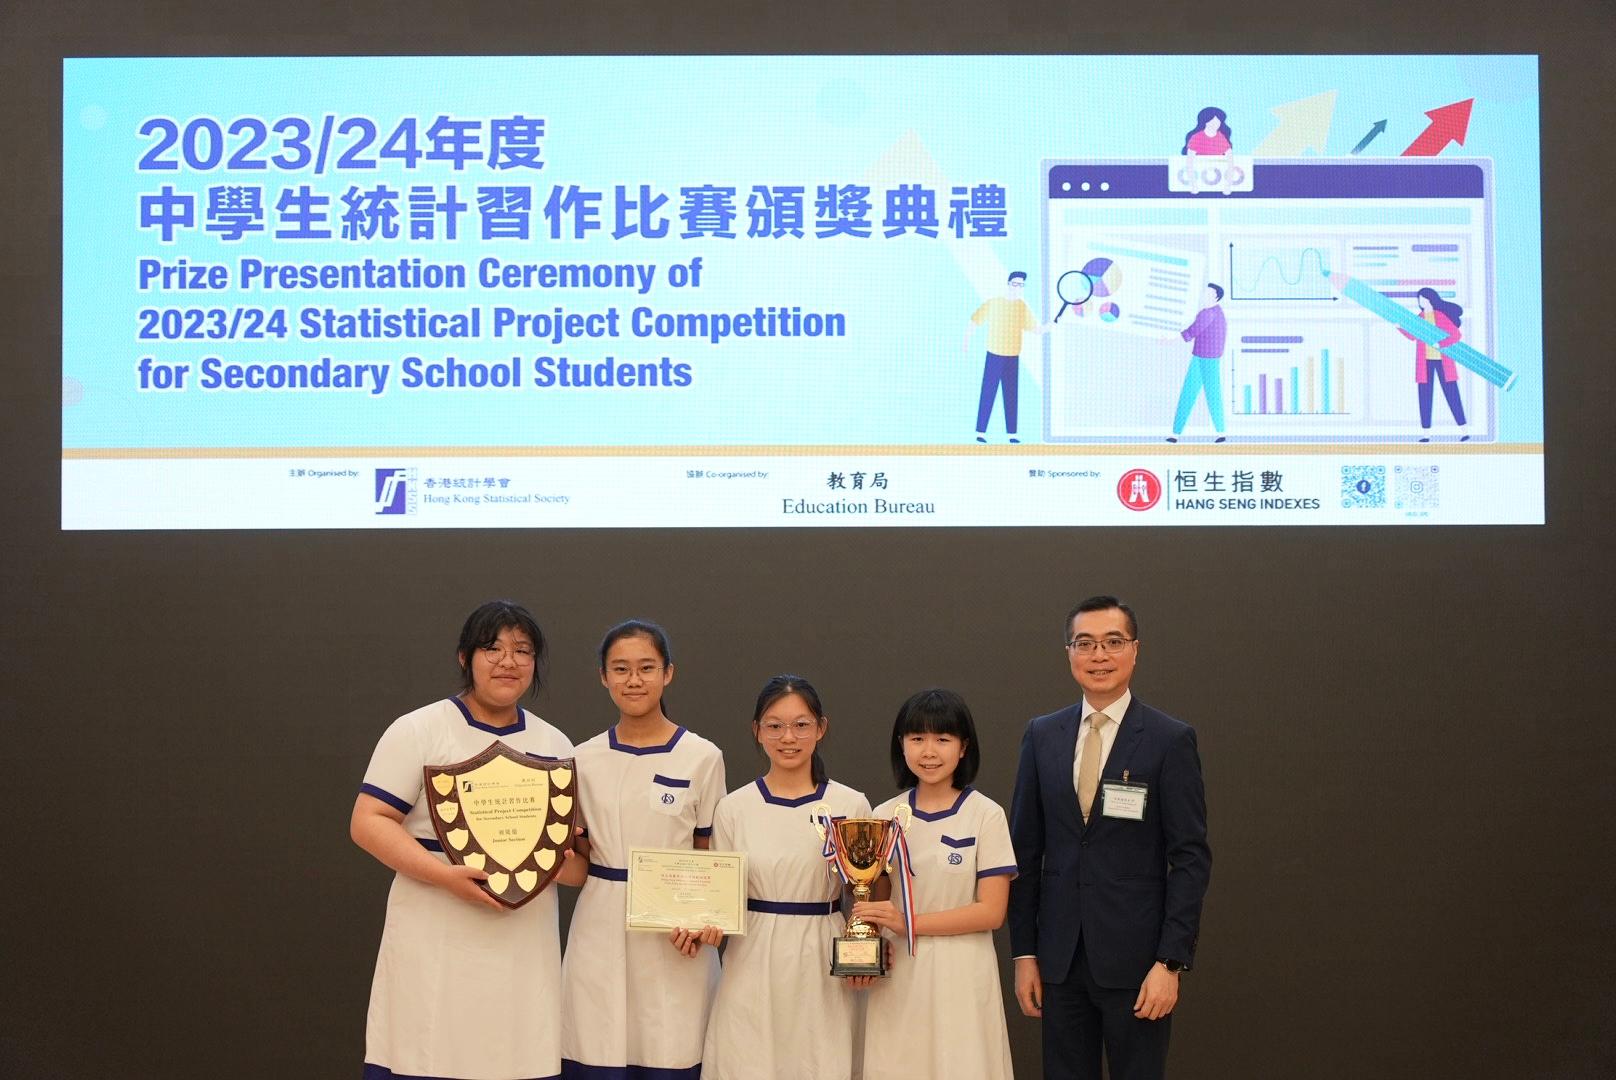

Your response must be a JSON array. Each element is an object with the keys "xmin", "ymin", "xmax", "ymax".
[{"xmin": 1065, "ymin": 635, "xmax": 1136, "ymax": 655}]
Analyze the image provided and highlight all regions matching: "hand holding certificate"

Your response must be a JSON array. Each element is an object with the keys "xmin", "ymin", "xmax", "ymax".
[{"xmin": 626, "ymin": 847, "xmax": 747, "ymax": 936}]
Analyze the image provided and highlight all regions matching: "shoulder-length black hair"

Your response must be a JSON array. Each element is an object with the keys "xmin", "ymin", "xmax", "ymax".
[
  {"xmin": 889, "ymin": 688, "xmax": 981, "ymax": 790},
  {"xmin": 455, "ymin": 599, "xmax": 547, "ymax": 698},
  {"xmin": 752, "ymin": 674, "xmax": 829, "ymax": 786}
]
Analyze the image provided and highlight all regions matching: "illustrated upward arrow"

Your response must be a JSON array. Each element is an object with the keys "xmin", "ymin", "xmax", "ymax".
[
  {"xmin": 1401, "ymin": 99, "xmax": 1473, "ymax": 157},
  {"xmin": 1252, "ymin": 90, "xmax": 1337, "ymax": 157},
  {"xmin": 1350, "ymin": 120, "xmax": 1387, "ymax": 155}
]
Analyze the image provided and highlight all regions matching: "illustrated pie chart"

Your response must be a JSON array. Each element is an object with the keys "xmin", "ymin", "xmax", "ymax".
[{"xmin": 1082, "ymin": 257, "xmax": 1123, "ymax": 298}]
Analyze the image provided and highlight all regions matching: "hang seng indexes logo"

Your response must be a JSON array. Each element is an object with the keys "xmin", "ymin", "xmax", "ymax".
[{"xmin": 1117, "ymin": 469, "xmax": 1162, "ymax": 511}]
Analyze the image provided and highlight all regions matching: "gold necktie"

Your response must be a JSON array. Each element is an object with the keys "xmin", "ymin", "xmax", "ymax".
[{"xmin": 1078, "ymin": 712, "xmax": 1107, "ymax": 823}]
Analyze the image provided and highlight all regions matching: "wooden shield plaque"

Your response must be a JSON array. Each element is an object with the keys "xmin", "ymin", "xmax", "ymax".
[{"xmin": 423, "ymin": 741, "xmax": 577, "ymax": 908}]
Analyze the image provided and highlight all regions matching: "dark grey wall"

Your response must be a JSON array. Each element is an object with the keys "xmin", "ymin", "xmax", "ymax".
[{"xmin": 3, "ymin": 2, "xmax": 1614, "ymax": 1078}]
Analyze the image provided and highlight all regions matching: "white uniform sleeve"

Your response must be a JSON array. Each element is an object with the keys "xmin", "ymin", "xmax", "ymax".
[
  {"xmin": 360, "ymin": 713, "xmax": 425, "ymax": 815},
  {"xmin": 534, "ymin": 715, "xmax": 575, "ymax": 761},
  {"xmin": 694, "ymin": 745, "xmax": 726, "ymax": 837},
  {"xmin": 975, "ymin": 798, "xmax": 1019, "ymax": 880},
  {"xmin": 711, "ymin": 793, "xmax": 737, "ymax": 851}
]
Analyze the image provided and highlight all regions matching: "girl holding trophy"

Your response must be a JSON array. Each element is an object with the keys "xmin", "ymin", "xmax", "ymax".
[
  {"xmin": 700, "ymin": 675, "xmax": 874, "ymax": 1080},
  {"xmin": 561, "ymin": 620, "xmax": 727, "ymax": 1079},
  {"xmin": 852, "ymin": 688, "xmax": 1018, "ymax": 1080}
]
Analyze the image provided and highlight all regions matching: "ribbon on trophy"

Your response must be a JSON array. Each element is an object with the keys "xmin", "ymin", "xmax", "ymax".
[
  {"xmin": 812, "ymin": 802, "xmax": 919, "ymax": 957},
  {"xmin": 889, "ymin": 802, "xmax": 917, "ymax": 957},
  {"xmin": 813, "ymin": 803, "xmax": 851, "ymax": 885}
]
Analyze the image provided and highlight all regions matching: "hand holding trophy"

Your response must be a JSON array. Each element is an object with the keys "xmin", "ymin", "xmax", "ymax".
[{"xmin": 816, "ymin": 803, "xmax": 914, "ymax": 977}]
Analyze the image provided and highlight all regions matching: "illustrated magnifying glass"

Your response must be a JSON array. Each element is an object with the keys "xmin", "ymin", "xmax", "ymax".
[{"xmin": 1054, "ymin": 269, "xmax": 1095, "ymax": 321}]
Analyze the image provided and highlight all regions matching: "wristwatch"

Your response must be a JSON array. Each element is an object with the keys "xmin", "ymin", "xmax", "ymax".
[{"xmin": 1157, "ymin": 958, "xmax": 1188, "ymax": 974}]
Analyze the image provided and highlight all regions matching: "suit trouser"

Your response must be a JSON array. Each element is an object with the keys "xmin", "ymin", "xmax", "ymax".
[{"xmin": 1040, "ymin": 940, "xmax": 1171, "ymax": 1080}]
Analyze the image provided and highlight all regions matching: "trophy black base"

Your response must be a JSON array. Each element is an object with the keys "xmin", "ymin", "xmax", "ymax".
[{"xmin": 830, "ymin": 934, "xmax": 887, "ymax": 978}]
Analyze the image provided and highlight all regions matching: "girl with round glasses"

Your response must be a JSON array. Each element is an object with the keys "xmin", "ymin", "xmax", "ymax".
[
  {"xmin": 560, "ymin": 620, "xmax": 727, "ymax": 1080},
  {"xmin": 350, "ymin": 600, "xmax": 575, "ymax": 1080},
  {"xmin": 700, "ymin": 674, "xmax": 873, "ymax": 1080}
]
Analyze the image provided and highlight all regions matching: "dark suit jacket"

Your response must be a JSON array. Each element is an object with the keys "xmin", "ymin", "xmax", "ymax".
[{"xmin": 1008, "ymin": 695, "xmax": 1210, "ymax": 988}]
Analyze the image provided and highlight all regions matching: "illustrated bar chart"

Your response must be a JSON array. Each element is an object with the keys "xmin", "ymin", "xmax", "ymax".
[{"xmin": 1235, "ymin": 339, "xmax": 1346, "ymax": 415}]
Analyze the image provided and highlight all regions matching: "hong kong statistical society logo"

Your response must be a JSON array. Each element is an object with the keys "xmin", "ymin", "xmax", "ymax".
[
  {"xmin": 375, "ymin": 468, "xmax": 416, "ymax": 515},
  {"xmin": 1117, "ymin": 469, "xmax": 1162, "ymax": 511}
]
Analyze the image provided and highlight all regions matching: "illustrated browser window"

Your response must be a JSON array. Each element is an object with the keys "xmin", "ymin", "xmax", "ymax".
[{"xmin": 1041, "ymin": 160, "xmax": 1495, "ymax": 443}]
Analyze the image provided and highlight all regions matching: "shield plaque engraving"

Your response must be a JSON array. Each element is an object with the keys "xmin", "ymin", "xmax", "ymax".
[{"xmin": 423, "ymin": 742, "xmax": 577, "ymax": 908}]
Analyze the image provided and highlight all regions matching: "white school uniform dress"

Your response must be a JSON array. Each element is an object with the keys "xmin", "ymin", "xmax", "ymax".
[
  {"xmin": 861, "ymin": 787, "xmax": 1017, "ymax": 1080},
  {"xmin": 560, "ymin": 725, "xmax": 726, "ymax": 1079},
  {"xmin": 359, "ymin": 697, "xmax": 575, "ymax": 1080},
  {"xmin": 700, "ymin": 778, "xmax": 872, "ymax": 1080}
]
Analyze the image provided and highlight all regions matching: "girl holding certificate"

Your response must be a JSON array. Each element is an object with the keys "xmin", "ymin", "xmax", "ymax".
[
  {"xmin": 852, "ymin": 688, "xmax": 1017, "ymax": 1080},
  {"xmin": 561, "ymin": 620, "xmax": 727, "ymax": 1080},
  {"xmin": 701, "ymin": 675, "xmax": 873, "ymax": 1080},
  {"xmin": 350, "ymin": 600, "xmax": 576, "ymax": 1080}
]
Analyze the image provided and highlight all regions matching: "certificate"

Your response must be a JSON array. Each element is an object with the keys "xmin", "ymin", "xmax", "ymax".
[{"xmin": 626, "ymin": 847, "xmax": 747, "ymax": 935}]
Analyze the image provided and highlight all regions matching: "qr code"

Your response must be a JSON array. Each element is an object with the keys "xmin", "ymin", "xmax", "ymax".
[
  {"xmin": 1395, "ymin": 465, "xmax": 1440, "ymax": 510},
  {"xmin": 1340, "ymin": 465, "xmax": 1386, "ymax": 509}
]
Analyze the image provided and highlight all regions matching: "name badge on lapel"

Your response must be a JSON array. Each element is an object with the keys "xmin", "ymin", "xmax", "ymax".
[{"xmin": 1101, "ymin": 780, "xmax": 1148, "ymax": 820}]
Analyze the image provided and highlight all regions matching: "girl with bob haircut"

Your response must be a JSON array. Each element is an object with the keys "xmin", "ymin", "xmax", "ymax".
[
  {"xmin": 700, "ymin": 674, "xmax": 875, "ymax": 1080},
  {"xmin": 351, "ymin": 600, "xmax": 577, "ymax": 1080},
  {"xmin": 561, "ymin": 620, "xmax": 726, "ymax": 1080},
  {"xmin": 853, "ymin": 688, "xmax": 1018, "ymax": 1080}
]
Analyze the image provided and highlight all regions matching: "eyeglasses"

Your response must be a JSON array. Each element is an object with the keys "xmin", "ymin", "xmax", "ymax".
[
  {"xmin": 606, "ymin": 662, "xmax": 664, "ymax": 681},
  {"xmin": 1065, "ymin": 635, "xmax": 1136, "ymax": 655},
  {"xmin": 480, "ymin": 644, "xmax": 537, "ymax": 665},
  {"xmin": 759, "ymin": 719, "xmax": 819, "ymax": 740}
]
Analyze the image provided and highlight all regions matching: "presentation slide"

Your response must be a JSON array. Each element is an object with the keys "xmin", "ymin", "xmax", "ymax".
[{"xmin": 62, "ymin": 55, "xmax": 1542, "ymax": 528}]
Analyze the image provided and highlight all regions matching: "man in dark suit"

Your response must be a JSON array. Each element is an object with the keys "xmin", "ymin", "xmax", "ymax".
[{"xmin": 1009, "ymin": 595, "xmax": 1211, "ymax": 1080}]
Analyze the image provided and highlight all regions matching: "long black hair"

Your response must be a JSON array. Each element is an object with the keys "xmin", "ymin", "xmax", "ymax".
[
  {"xmin": 1182, "ymin": 106, "xmax": 1231, "ymax": 154},
  {"xmin": 751, "ymin": 674, "xmax": 829, "ymax": 786},
  {"xmin": 1416, "ymin": 287, "xmax": 1463, "ymax": 328},
  {"xmin": 597, "ymin": 619, "xmax": 673, "ymax": 667}
]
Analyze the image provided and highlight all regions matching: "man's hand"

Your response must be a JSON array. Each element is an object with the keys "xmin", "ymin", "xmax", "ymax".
[
  {"xmin": 1014, "ymin": 955, "xmax": 1044, "ymax": 1018},
  {"xmin": 1132, "ymin": 962, "xmax": 1180, "ymax": 1020}
]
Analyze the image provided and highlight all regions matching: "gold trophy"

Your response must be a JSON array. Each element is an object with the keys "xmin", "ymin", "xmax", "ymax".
[{"xmin": 816, "ymin": 811, "xmax": 904, "ymax": 977}]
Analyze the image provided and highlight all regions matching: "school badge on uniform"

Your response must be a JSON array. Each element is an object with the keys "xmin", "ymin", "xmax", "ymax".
[{"xmin": 423, "ymin": 741, "xmax": 577, "ymax": 908}]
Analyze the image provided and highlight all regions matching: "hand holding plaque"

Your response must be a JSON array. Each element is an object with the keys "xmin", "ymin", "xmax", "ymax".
[{"xmin": 423, "ymin": 741, "xmax": 577, "ymax": 908}]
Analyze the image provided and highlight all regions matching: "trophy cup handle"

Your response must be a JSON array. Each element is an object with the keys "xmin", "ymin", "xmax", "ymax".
[{"xmin": 811, "ymin": 801, "xmax": 831, "ymax": 842}]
